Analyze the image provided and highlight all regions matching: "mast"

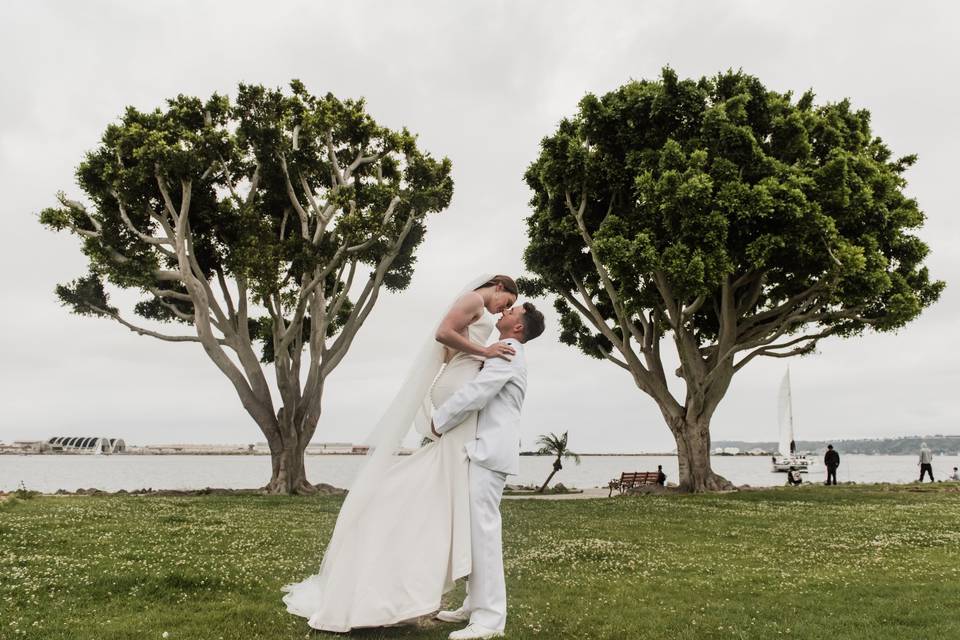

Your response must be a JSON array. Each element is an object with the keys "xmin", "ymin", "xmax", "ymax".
[{"xmin": 778, "ymin": 368, "xmax": 795, "ymax": 457}]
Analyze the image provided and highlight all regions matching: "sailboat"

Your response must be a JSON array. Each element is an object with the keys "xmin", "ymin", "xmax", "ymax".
[{"xmin": 771, "ymin": 368, "xmax": 814, "ymax": 473}]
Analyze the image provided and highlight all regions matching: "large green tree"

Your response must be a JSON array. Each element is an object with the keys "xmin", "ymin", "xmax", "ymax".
[
  {"xmin": 522, "ymin": 68, "xmax": 944, "ymax": 492},
  {"xmin": 40, "ymin": 81, "xmax": 452, "ymax": 494}
]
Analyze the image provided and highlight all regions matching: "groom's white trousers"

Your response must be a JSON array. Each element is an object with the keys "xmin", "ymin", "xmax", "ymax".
[{"xmin": 462, "ymin": 460, "xmax": 508, "ymax": 632}]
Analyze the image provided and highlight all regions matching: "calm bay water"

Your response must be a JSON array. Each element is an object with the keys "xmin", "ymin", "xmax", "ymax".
[{"xmin": 2, "ymin": 453, "xmax": 959, "ymax": 493}]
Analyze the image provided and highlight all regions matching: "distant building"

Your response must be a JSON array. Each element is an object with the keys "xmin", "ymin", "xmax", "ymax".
[
  {"xmin": 47, "ymin": 437, "xmax": 126, "ymax": 454},
  {"xmin": 134, "ymin": 443, "xmax": 245, "ymax": 454},
  {"xmin": 0, "ymin": 440, "xmax": 52, "ymax": 454},
  {"xmin": 306, "ymin": 442, "xmax": 353, "ymax": 453},
  {"xmin": 305, "ymin": 443, "xmax": 370, "ymax": 455}
]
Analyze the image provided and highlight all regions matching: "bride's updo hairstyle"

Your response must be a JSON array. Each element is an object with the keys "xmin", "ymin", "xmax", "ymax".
[{"xmin": 474, "ymin": 275, "xmax": 518, "ymax": 297}]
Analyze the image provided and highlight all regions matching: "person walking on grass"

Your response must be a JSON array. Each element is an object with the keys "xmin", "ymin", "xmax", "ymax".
[
  {"xmin": 918, "ymin": 442, "xmax": 934, "ymax": 482},
  {"xmin": 824, "ymin": 445, "xmax": 840, "ymax": 485}
]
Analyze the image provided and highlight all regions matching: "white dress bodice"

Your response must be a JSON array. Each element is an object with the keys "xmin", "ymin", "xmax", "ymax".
[
  {"xmin": 469, "ymin": 310, "xmax": 496, "ymax": 345},
  {"xmin": 448, "ymin": 311, "xmax": 495, "ymax": 361}
]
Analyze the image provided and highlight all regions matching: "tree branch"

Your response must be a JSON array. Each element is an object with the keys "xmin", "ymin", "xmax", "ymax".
[
  {"xmin": 279, "ymin": 208, "xmax": 290, "ymax": 242},
  {"xmin": 734, "ymin": 328, "xmax": 836, "ymax": 372},
  {"xmin": 681, "ymin": 294, "xmax": 707, "ymax": 320},
  {"xmin": 319, "ymin": 212, "xmax": 416, "ymax": 377},
  {"xmin": 112, "ymin": 191, "xmax": 175, "ymax": 255},
  {"xmin": 326, "ymin": 131, "xmax": 345, "ymax": 187},
  {"xmin": 601, "ymin": 348, "xmax": 631, "ymax": 371},
  {"xmin": 651, "ymin": 271, "xmax": 681, "ymax": 330},
  {"xmin": 155, "ymin": 168, "xmax": 181, "ymax": 225},
  {"xmin": 565, "ymin": 191, "xmax": 647, "ymax": 348},
  {"xmin": 59, "ymin": 195, "xmax": 102, "ymax": 233},
  {"xmin": 738, "ymin": 279, "xmax": 826, "ymax": 334},
  {"xmin": 343, "ymin": 149, "xmax": 386, "ymax": 182},
  {"xmin": 155, "ymin": 297, "xmax": 195, "ymax": 323},
  {"xmin": 735, "ymin": 272, "xmax": 766, "ymax": 317},
  {"xmin": 279, "ymin": 155, "xmax": 311, "ymax": 238},
  {"xmin": 327, "ymin": 258, "xmax": 358, "ymax": 326},
  {"xmin": 244, "ymin": 165, "xmax": 261, "ymax": 209},
  {"xmin": 653, "ymin": 270, "xmax": 706, "ymax": 383},
  {"xmin": 84, "ymin": 302, "xmax": 224, "ymax": 344},
  {"xmin": 148, "ymin": 287, "xmax": 192, "ymax": 302},
  {"xmin": 216, "ymin": 267, "xmax": 237, "ymax": 327},
  {"xmin": 345, "ymin": 197, "xmax": 400, "ymax": 253},
  {"xmin": 182, "ymin": 218, "xmax": 230, "ymax": 331},
  {"xmin": 567, "ymin": 278, "xmax": 624, "ymax": 353},
  {"xmin": 153, "ymin": 270, "xmax": 185, "ymax": 281}
]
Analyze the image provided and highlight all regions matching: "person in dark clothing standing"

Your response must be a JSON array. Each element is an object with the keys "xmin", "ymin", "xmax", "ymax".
[
  {"xmin": 918, "ymin": 442, "xmax": 934, "ymax": 482},
  {"xmin": 824, "ymin": 444, "xmax": 840, "ymax": 485},
  {"xmin": 656, "ymin": 465, "xmax": 666, "ymax": 486}
]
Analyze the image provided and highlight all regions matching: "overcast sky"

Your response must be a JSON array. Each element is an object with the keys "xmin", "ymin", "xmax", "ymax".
[{"xmin": 1, "ymin": 1, "xmax": 957, "ymax": 453}]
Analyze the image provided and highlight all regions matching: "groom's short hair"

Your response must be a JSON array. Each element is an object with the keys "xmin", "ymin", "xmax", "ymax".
[{"xmin": 520, "ymin": 302, "xmax": 545, "ymax": 343}]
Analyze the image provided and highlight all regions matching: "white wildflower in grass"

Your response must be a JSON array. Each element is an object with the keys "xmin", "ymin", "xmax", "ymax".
[{"xmin": 1, "ymin": 486, "xmax": 959, "ymax": 638}]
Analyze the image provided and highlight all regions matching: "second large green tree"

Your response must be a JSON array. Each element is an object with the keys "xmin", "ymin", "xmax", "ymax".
[{"xmin": 522, "ymin": 69, "xmax": 944, "ymax": 491}]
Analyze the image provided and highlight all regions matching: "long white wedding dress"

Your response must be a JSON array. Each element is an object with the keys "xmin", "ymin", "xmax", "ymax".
[{"xmin": 281, "ymin": 311, "xmax": 494, "ymax": 632}]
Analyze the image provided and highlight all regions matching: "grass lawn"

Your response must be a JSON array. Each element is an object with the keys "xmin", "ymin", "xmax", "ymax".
[{"xmin": 2, "ymin": 484, "xmax": 959, "ymax": 639}]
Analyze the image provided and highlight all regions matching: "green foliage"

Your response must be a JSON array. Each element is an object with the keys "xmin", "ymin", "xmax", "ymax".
[
  {"xmin": 522, "ymin": 68, "xmax": 944, "ymax": 358},
  {"xmin": 14, "ymin": 481, "xmax": 39, "ymax": 500},
  {"xmin": 536, "ymin": 431, "xmax": 582, "ymax": 464},
  {"xmin": 54, "ymin": 274, "xmax": 117, "ymax": 317},
  {"xmin": 40, "ymin": 81, "xmax": 453, "ymax": 362}
]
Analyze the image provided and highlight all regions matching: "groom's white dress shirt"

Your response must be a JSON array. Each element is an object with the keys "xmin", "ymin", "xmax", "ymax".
[{"xmin": 433, "ymin": 338, "xmax": 527, "ymax": 475}]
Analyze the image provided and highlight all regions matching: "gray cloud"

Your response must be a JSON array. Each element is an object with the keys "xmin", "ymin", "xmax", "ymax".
[{"xmin": 1, "ymin": 0, "xmax": 957, "ymax": 453}]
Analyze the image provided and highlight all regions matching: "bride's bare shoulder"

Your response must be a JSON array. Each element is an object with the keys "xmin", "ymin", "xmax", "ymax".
[
  {"xmin": 440, "ymin": 291, "xmax": 484, "ymax": 327},
  {"xmin": 454, "ymin": 290, "xmax": 484, "ymax": 310}
]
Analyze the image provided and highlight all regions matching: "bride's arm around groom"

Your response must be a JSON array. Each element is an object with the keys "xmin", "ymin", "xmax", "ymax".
[
  {"xmin": 430, "ymin": 303, "xmax": 541, "ymax": 473},
  {"xmin": 431, "ymin": 349, "xmax": 524, "ymax": 438}
]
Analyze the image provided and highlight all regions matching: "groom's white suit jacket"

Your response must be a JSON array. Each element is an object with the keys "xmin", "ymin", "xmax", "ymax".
[{"xmin": 433, "ymin": 338, "xmax": 527, "ymax": 475}]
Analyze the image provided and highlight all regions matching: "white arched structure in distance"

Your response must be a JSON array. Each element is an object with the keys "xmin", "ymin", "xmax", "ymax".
[{"xmin": 47, "ymin": 437, "xmax": 126, "ymax": 454}]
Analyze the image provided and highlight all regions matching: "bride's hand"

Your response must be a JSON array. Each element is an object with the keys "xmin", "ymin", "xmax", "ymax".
[{"xmin": 483, "ymin": 341, "xmax": 515, "ymax": 361}]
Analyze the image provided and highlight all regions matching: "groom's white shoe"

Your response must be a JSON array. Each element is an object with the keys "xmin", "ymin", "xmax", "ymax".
[
  {"xmin": 435, "ymin": 607, "xmax": 471, "ymax": 623},
  {"xmin": 448, "ymin": 622, "xmax": 503, "ymax": 640}
]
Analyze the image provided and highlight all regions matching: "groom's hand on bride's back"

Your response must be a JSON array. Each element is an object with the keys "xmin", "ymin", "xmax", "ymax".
[{"xmin": 483, "ymin": 341, "xmax": 515, "ymax": 362}]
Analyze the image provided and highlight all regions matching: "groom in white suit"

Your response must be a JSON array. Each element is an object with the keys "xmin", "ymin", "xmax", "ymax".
[{"xmin": 431, "ymin": 302, "xmax": 545, "ymax": 640}]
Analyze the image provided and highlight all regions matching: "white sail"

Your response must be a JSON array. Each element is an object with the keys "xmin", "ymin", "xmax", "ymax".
[{"xmin": 777, "ymin": 369, "xmax": 794, "ymax": 456}]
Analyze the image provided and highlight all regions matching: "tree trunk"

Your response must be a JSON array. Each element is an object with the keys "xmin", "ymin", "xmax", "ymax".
[
  {"xmin": 264, "ymin": 441, "xmax": 316, "ymax": 495},
  {"xmin": 262, "ymin": 408, "xmax": 318, "ymax": 495},
  {"xmin": 538, "ymin": 457, "xmax": 563, "ymax": 493},
  {"xmin": 671, "ymin": 417, "xmax": 735, "ymax": 493}
]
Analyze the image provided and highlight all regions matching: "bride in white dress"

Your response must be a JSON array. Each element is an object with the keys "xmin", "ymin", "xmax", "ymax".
[{"xmin": 281, "ymin": 274, "xmax": 518, "ymax": 632}]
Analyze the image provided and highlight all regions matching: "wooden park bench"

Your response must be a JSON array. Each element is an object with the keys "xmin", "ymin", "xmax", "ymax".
[{"xmin": 608, "ymin": 471, "xmax": 661, "ymax": 496}]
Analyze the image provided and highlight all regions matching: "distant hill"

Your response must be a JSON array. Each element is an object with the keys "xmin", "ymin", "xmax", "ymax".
[{"xmin": 713, "ymin": 435, "xmax": 960, "ymax": 455}]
